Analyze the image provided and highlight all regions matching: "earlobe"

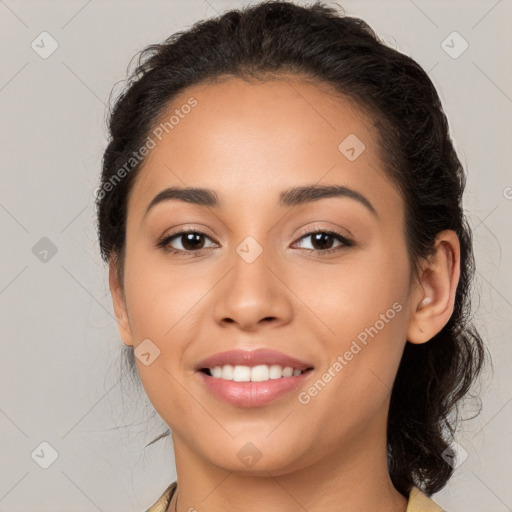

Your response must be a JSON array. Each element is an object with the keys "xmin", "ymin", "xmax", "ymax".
[
  {"xmin": 108, "ymin": 254, "xmax": 134, "ymax": 347},
  {"xmin": 406, "ymin": 230, "xmax": 461, "ymax": 345}
]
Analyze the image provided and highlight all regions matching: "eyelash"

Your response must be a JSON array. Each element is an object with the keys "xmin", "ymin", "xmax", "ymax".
[{"xmin": 155, "ymin": 228, "xmax": 354, "ymax": 256}]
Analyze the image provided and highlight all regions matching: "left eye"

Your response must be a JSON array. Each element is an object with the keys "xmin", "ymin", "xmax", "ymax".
[{"xmin": 293, "ymin": 230, "xmax": 352, "ymax": 252}]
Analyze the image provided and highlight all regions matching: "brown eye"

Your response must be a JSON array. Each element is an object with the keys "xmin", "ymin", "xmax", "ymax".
[
  {"xmin": 309, "ymin": 232, "xmax": 336, "ymax": 251},
  {"xmin": 177, "ymin": 232, "xmax": 206, "ymax": 251},
  {"xmin": 293, "ymin": 230, "xmax": 354, "ymax": 254},
  {"xmin": 156, "ymin": 230, "xmax": 217, "ymax": 253}
]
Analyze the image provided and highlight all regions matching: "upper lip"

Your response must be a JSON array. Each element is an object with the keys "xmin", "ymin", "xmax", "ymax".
[{"xmin": 195, "ymin": 348, "xmax": 314, "ymax": 371}]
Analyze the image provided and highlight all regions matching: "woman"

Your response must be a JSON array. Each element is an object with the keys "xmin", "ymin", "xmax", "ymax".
[{"xmin": 95, "ymin": 2, "xmax": 486, "ymax": 511}]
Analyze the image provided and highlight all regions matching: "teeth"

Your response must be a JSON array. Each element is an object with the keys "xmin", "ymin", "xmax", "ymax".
[{"xmin": 207, "ymin": 364, "xmax": 305, "ymax": 381}]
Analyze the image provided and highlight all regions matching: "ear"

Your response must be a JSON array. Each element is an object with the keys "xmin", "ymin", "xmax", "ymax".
[
  {"xmin": 406, "ymin": 230, "xmax": 461, "ymax": 344},
  {"xmin": 108, "ymin": 253, "xmax": 134, "ymax": 347}
]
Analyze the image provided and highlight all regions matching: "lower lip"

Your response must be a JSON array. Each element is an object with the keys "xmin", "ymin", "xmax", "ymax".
[{"xmin": 197, "ymin": 370, "xmax": 313, "ymax": 407}]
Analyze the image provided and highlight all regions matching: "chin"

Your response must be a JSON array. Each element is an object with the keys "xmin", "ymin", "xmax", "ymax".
[{"xmin": 200, "ymin": 438, "xmax": 312, "ymax": 476}]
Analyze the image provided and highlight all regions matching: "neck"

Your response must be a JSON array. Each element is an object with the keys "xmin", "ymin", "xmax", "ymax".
[{"xmin": 168, "ymin": 417, "xmax": 408, "ymax": 512}]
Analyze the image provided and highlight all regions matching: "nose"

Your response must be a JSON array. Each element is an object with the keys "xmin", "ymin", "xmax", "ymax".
[{"xmin": 212, "ymin": 245, "xmax": 294, "ymax": 331}]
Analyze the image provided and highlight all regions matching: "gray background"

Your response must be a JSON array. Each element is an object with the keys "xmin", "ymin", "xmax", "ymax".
[{"xmin": 1, "ymin": 0, "xmax": 511, "ymax": 511}]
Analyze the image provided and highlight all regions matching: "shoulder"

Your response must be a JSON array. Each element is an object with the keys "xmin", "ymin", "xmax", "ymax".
[
  {"xmin": 144, "ymin": 481, "xmax": 177, "ymax": 512},
  {"xmin": 144, "ymin": 481, "xmax": 445, "ymax": 512},
  {"xmin": 407, "ymin": 485, "xmax": 447, "ymax": 512}
]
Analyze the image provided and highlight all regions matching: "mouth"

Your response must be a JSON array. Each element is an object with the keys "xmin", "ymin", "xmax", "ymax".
[
  {"xmin": 198, "ymin": 364, "xmax": 314, "ymax": 381},
  {"xmin": 196, "ymin": 365, "xmax": 315, "ymax": 408},
  {"xmin": 194, "ymin": 348, "xmax": 315, "ymax": 407}
]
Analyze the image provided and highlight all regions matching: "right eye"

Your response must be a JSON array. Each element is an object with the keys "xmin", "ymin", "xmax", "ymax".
[{"xmin": 156, "ymin": 230, "xmax": 218, "ymax": 254}]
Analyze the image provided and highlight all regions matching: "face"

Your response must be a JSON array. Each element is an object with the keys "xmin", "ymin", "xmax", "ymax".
[{"xmin": 111, "ymin": 74, "xmax": 421, "ymax": 475}]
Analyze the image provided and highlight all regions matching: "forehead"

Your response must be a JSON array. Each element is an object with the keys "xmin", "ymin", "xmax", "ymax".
[{"xmin": 127, "ymin": 74, "xmax": 401, "ymax": 223}]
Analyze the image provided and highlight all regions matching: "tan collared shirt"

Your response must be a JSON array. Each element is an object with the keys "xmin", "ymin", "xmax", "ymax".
[{"xmin": 144, "ymin": 481, "xmax": 446, "ymax": 512}]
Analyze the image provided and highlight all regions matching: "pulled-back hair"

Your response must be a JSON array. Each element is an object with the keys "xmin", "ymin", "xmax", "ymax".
[{"xmin": 96, "ymin": 0, "xmax": 486, "ymax": 497}]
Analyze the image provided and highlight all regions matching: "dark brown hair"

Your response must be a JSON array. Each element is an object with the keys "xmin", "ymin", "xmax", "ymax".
[{"xmin": 96, "ymin": 0, "xmax": 487, "ymax": 497}]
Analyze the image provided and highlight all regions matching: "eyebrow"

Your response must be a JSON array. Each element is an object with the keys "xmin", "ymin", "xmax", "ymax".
[{"xmin": 144, "ymin": 184, "xmax": 378, "ymax": 218}]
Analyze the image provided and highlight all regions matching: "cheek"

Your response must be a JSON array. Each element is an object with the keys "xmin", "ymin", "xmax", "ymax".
[
  {"xmin": 294, "ymin": 299, "xmax": 408, "ymax": 449},
  {"xmin": 122, "ymin": 254, "xmax": 208, "ymax": 422},
  {"xmin": 293, "ymin": 239, "xmax": 410, "ymax": 339},
  {"xmin": 122, "ymin": 247, "xmax": 221, "ymax": 406},
  {"xmin": 123, "ymin": 246, "xmax": 207, "ymax": 342},
  {"xmin": 300, "ymin": 239, "xmax": 411, "ymax": 397}
]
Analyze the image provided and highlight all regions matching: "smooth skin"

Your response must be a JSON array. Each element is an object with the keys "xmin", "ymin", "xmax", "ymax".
[{"xmin": 109, "ymin": 74, "xmax": 460, "ymax": 512}]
